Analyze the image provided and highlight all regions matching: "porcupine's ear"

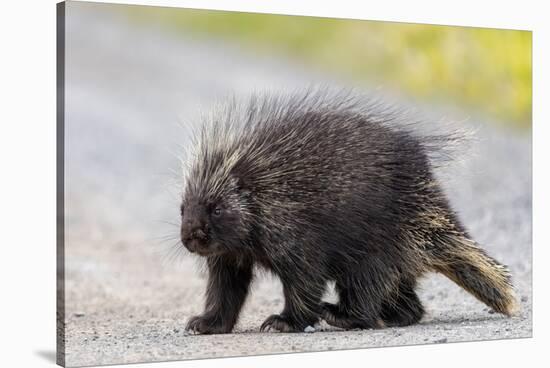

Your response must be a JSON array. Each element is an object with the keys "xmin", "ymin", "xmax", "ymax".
[{"xmin": 231, "ymin": 175, "xmax": 251, "ymax": 198}]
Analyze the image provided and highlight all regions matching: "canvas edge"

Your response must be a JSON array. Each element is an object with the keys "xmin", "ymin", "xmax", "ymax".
[{"xmin": 56, "ymin": 1, "xmax": 66, "ymax": 367}]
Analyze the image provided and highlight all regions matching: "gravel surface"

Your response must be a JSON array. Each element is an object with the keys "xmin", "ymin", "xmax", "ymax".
[{"xmin": 61, "ymin": 3, "xmax": 532, "ymax": 367}]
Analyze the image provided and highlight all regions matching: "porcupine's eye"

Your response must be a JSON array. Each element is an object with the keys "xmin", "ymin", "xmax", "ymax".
[
  {"xmin": 212, "ymin": 206, "xmax": 222, "ymax": 217},
  {"xmin": 179, "ymin": 204, "xmax": 185, "ymax": 217}
]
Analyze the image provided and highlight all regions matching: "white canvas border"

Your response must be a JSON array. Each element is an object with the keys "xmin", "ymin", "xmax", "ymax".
[{"xmin": 0, "ymin": 0, "xmax": 546, "ymax": 367}]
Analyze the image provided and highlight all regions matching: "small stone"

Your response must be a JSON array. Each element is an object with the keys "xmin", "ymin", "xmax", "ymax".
[
  {"xmin": 74, "ymin": 313, "xmax": 85, "ymax": 318},
  {"xmin": 304, "ymin": 325, "xmax": 316, "ymax": 333},
  {"xmin": 521, "ymin": 296, "xmax": 528, "ymax": 302},
  {"xmin": 434, "ymin": 338, "xmax": 447, "ymax": 344}
]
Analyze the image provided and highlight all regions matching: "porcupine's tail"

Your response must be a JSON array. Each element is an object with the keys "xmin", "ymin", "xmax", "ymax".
[{"xmin": 430, "ymin": 233, "xmax": 519, "ymax": 316}]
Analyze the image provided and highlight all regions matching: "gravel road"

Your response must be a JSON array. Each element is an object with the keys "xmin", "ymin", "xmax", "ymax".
[{"xmin": 60, "ymin": 2, "xmax": 532, "ymax": 367}]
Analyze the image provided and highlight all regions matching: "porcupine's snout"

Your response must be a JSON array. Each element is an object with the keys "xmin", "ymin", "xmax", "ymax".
[
  {"xmin": 181, "ymin": 227, "xmax": 208, "ymax": 254},
  {"xmin": 180, "ymin": 206, "xmax": 211, "ymax": 255}
]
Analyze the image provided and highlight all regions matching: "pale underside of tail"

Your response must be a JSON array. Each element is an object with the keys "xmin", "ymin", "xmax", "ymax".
[{"xmin": 430, "ymin": 234, "xmax": 519, "ymax": 316}]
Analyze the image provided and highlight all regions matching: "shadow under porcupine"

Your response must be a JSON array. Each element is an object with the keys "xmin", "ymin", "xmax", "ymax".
[{"xmin": 178, "ymin": 88, "xmax": 518, "ymax": 334}]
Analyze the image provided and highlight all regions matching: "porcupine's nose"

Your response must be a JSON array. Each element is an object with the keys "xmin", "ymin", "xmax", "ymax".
[
  {"xmin": 181, "ymin": 218, "xmax": 209, "ymax": 253},
  {"xmin": 189, "ymin": 224, "xmax": 207, "ymax": 240}
]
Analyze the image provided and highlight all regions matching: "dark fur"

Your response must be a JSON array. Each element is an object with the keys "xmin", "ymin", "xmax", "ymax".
[{"xmin": 179, "ymin": 88, "xmax": 517, "ymax": 334}]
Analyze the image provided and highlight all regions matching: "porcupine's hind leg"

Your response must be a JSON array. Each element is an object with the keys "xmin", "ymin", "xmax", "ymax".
[
  {"xmin": 260, "ymin": 272, "xmax": 325, "ymax": 332},
  {"xmin": 379, "ymin": 279, "xmax": 424, "ymax": 327},
  {"xmin": 260, "ymin": 249, "xmax": 326, "ymax": 333},
  {"xmin": 322, "ymin": 263, "xmax": 396, "ymax": 330},
  {"xmin": 321, "ymin": 284, "xmax": 384, "ymax": 329}
]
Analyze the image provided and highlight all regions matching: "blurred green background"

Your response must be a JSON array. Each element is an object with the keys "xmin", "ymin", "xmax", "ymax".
[{"xmin": 126, "ymin": 7, "xmax": 532, "ymax": 130}]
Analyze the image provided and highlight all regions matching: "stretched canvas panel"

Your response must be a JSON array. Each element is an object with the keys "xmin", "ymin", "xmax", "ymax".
[{"xmin": 57, "ymin": 1, "xmax": 532, "ymax": 366}]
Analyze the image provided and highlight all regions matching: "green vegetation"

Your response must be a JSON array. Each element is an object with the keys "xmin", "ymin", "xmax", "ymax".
[{"xmin": 126, "ymin": 6, "xmax": 532, "ymax": 129}]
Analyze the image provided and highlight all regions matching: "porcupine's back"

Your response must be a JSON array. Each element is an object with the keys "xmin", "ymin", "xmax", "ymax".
[{"xmin": 188, "ymin": 89, "xmax": 452, "ymax": 261}]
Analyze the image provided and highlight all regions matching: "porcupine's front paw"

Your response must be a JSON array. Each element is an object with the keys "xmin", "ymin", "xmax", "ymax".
[{"xmin": 185, "ymin": 314, "xmax": 232, "ymax": 335}]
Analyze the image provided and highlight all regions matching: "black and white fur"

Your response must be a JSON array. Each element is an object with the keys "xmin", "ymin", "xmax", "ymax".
[{"xmin": 179, "ymin": 88, "xmax": 518, "ymax": 334}]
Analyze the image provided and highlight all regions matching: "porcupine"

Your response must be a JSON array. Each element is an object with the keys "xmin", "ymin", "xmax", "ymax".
[{"xmin": 179, "ymin": 88, "xmax": 518, "ymax": 334}]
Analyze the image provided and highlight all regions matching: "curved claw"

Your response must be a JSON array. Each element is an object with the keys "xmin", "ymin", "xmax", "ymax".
[
  {"xmin": 185, "ymin": 314, "xmax": 231, "ymax": 335},
  {"xmin": 260, "ymin": 314, "xmax": 299, "ymax": 333}
]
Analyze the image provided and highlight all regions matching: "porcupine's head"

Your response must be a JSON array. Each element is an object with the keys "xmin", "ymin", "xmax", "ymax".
[{"xmin": 180, "ymin": 118, "xmax": 255, "ymax": 257}]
